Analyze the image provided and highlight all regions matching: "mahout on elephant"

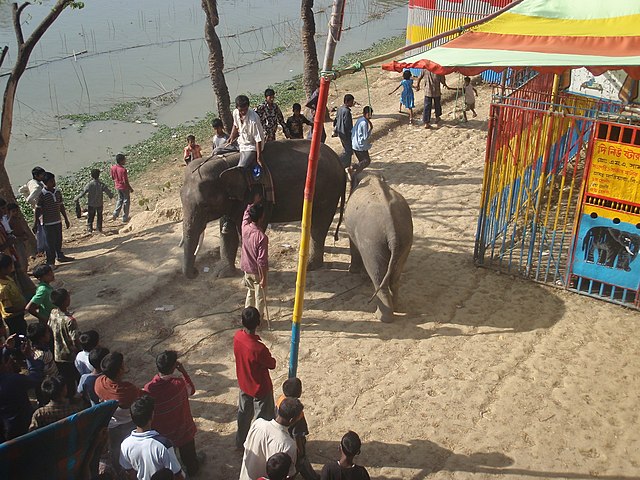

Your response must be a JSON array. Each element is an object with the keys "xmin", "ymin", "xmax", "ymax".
[
  {"xmin": 180, "ymin": 140, "xmax": 346, "ymax": 278},
  {"xmin": 343, "ymin": 172, "xmax": 413, "ymax": 322}
]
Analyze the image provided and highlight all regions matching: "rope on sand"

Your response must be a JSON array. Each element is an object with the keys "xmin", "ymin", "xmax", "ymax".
[{"xmin": 147, "ymin": 278, "xmax": 367, "ymax": 357}]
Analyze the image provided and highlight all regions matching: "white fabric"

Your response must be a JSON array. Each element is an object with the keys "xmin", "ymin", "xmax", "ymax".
[
  {"xmin": 239, "ymin": 419, "xmax": 297, "ymax": 480},
  {"xmin": 25, "ymin": 179, "xmax": 43, "ymax": 208},
  {"xmin": 213, "ymin": 133, "xmax": 228, "ymax": 149},
  {"xmin": 464, "ymin": 84, "xmax": 475, "ymax": 104},
  {"xmin": 233, "ymin": 108, "xmax": 264, "ymax": 152},
  {"xmin": 74, "ymin": 350, "xmax": 93, "ymax": 376},
  {"xmin": 119, "ymin": 429, "xmax": 182, "ymax": 480}
]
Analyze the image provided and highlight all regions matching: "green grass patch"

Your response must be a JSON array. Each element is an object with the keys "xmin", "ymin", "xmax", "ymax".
[{"xmin": 61, "ymin": 99, "xmax": 151, "ymax": 126}]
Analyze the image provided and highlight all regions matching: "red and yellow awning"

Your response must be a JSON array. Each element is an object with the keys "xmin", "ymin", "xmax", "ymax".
[{"xmin": 383, "ymin": 0, "xmax": 640, "ymax": 79}]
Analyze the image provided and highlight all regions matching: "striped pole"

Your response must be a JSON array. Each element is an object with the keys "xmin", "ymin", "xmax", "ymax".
[{"xmin": 289, "ymin": 0, "xmax": 346, "ymax": 378}]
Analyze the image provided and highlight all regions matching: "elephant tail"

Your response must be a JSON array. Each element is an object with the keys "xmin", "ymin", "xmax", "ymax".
[
  {"xmin": 333, "ymin": 171, "xmax": 347, "ymax": 241},
  {"xmin": 368, "ymin": 243, "xmax": 398, "ymax": 303}
]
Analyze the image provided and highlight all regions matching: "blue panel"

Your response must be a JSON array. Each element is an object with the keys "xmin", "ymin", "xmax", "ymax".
[{"xmin": 572, "ymin": 214, "xmax": 640, "ymax": 290}]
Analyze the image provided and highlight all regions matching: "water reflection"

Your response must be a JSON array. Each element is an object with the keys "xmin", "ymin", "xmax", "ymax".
[{"xmin": 1, "ymin": 0, "xmax": 408, "ymax": 182}]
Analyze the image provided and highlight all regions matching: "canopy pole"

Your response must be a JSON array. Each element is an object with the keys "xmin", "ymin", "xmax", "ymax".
[
  {"xmin": 550, "ymin": 73, "xmax": 561, "ymax": 110},
  {"xmin": 335, "ymin": 0, "xmax": 524, "ymax": 78},
  {"xmin": 289, "ymin": 0, "xmax": 346, "ymax": 379}
]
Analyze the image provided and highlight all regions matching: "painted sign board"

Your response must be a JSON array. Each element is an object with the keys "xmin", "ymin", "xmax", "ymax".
[{"xmin": 570, "ymin": 123, "xmax": 640, "ymax": 296}]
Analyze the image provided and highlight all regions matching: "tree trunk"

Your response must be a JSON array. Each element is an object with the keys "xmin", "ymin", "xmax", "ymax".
[
  {"xmin": 301, "ymin": 0, "xmax": 320, "ymax": 99},
  {"xmin": 201, "ymin": 0, "xmax": 233, "ymax": 134},
  {"xmin": 1, "ymin": 1, "xmax": 77, "ymax": 254}
]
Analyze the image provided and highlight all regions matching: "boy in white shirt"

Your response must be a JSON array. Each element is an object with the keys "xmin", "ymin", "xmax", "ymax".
[{"xmin": 120, "ymin": 395, "xmax": 185, "ymax": 480}]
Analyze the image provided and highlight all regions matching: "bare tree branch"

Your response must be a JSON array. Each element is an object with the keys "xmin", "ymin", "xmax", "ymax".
[
  {"xmin": 0, "ymin": 47, "xmax": 8, "ymax": 70},
  {"xmin": 0, "ymin": 0, "xmax": 78, "ymax": 253},
  {"xmin": 23, "ymin": 0, "xmax": 72, "ymax": 53},
  {"xmin": 12, "ymin": 2, "xmax": 29, "ymax": 46}
]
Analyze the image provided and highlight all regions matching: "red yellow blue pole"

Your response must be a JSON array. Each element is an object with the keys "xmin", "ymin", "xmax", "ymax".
[{"xmin": 289, "ymin": 0, "xmax": 346, "ymax": 378}]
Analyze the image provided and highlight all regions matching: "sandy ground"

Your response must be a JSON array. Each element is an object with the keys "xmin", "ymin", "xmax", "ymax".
[{"xmin": 54, "ymin": 69, "xmax": 640, "ymax": 480}]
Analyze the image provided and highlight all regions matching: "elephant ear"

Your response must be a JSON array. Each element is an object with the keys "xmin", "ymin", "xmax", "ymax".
[
  {"xmin": 219, "ymin": 166, "xmax": 247, "ymax": 201},
  {"xmin": 607, "ymin": 228, "xmax": 622, "ymax": 242}
]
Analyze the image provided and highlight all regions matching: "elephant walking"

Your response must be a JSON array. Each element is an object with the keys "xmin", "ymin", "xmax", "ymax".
[
  {"xmin": 344, "ymin": 173, "xmax": 413, "ymax": 322},
  {"xmin": 180, "ymin": 140, "xmax": 346, "ymax": 278}
]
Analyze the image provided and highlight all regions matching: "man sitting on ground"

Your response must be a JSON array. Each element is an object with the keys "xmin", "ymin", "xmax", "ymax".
[
  {"xmin": 29, "ymin": 375, "xmax": 79, "ymax": 431},
  {"xmin": 0, "ymin": 336, "xmax": 44, "ymax": 440}
]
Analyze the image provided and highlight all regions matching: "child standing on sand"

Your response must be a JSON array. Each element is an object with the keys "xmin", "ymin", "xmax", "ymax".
[
  {"xmin": 183, "ymin": 135, "xmax": 202, "ymax": 165},
  {"xmin": 74, "ymin": 169, "xmax": 114, "ymax": 233},
  {"xmin": 463, "ymin": 76, "xmax": 478, "ymax": 122},
  {"xmin": 389, "ymin": 70, "xmax": 416, "ymax": 124}
]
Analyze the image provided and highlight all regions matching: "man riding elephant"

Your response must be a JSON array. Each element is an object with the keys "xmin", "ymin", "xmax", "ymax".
[{"xmin": 180, "ymin": 140, "xmax": 346, "ymax": 278}]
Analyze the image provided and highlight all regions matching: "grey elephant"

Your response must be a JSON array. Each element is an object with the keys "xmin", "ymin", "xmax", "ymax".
[
  {"xmin": 582, "ymin": 226, "xmax": 640, "ymax": 271},
  {"xmin": 343, "ymin": 173, "xmax": 413, "ymax": 322},
  {"xmin": 180, "ymin": 140, "xmax": 346, "ymax": 278}
]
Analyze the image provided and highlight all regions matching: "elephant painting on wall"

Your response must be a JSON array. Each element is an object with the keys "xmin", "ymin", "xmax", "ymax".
[
  {"xmin": 582, "ymin": 226, "xmax": 640, "ymax": 271},
  {"xmin": 180, "ymin": 140, "xmax": 346, "ymax": 278},
  {"xmin": 344, "ymin": 173, "xmax": 413, "ymax": 322}
]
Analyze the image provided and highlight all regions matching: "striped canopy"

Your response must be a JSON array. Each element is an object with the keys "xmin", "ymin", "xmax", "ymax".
[{"xmin": 383, "ymin": 0, "xmax": 640, "ymax": 79}]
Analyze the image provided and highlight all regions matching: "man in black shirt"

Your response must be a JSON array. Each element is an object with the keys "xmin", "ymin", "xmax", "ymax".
[{"xmin": 320, "ymin": 431, "xmax": 370, "ymax": 480}]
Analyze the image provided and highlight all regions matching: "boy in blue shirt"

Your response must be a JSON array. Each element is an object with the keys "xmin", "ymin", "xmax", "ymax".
[{"xmin": 350, "ymin": 106, "xmax": 373, "ymax": 175}]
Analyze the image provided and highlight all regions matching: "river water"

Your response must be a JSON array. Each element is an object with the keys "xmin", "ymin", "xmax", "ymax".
[{"xmin": 0, "ymin": 0, "xmax": 407, "ymax": 186}]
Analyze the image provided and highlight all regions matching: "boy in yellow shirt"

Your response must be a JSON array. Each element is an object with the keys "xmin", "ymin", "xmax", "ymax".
[{"xmin": 0, "ymin": 254, "xmax": 27, "ymax": 336}]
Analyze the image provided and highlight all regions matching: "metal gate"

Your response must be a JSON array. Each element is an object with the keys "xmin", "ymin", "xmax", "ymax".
[{"xmin": 474, "ymin": 73, "xmax": 640, "ymax": 309}]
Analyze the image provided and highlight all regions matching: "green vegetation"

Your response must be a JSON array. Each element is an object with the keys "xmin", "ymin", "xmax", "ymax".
[
  {"xmin": 263, "ymin": 45, "xmax": 286, "ymax": 57},
  {"xmin": 62, "ymin": 100, "xmax": 148, "ymax": 127},
  {"xmin": 336, "ymin": 35, "xmax": 405, "ymax": 69},
  {"xmin": 20, "ymin": 35, "xmax": 405, "ymax": 221}
]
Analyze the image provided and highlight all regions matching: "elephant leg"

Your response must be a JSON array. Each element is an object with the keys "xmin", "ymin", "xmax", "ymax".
[
  {"xmin": 375, "ymin": 288, "xmax": 395, "ymax": 323},
  {"xmin": 308, "ymin": 209, "xmax": 333, "ymax": 270},
  {"xmin": 390, "ymin": 249, "xmax": 410, "ymax": 310},
  {"xmin": 182, "ymin": 217, "xmax": 207, "ymax": 279},
  {"xmin": 348, "ymin": 240, "xmax": 364, "ymax": 274},
  {"xmin": 218, "ymin": 217, "xmax": 240, "ymax": 278}
]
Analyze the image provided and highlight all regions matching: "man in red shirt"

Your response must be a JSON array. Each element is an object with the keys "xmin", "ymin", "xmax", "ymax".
[
  {"xmin": 110, "ymin": 153, "xmax": 134, "ymax": 223},
  {"xmin": 94, "ymin": 351, "xmax": 143, "ymax": 476},
  {"xmin": 233, "ymin": 306, "xmax": 276, "ymax": 449},
  {"xmin": 144, "ymin": 351, "xmax": 204, "ymax": 477}
]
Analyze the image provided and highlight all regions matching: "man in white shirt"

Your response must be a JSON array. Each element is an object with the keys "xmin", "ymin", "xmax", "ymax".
[
  {"xmin": 225, "ymin": 94, "xmax": 265, "ymax": 171},
  {"xmin": 239, "ymin": 397, "xmax": 303, "ymax": 480},
  {"xmin": 120, "ymin": 395, "xmax": 185, "ymax": 480},
  {"xmin": 19, "ymin": 166, "xmax": 47, "ymax": 253}
]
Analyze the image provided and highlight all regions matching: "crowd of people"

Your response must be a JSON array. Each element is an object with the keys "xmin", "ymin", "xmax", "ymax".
[
  {"xmin": 0, "ymin": 285, "xmax": 370, "ymax": 480},
  {"xmin": 0, "ymin": 86, "xmax": 377, "ymax": 479}
]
